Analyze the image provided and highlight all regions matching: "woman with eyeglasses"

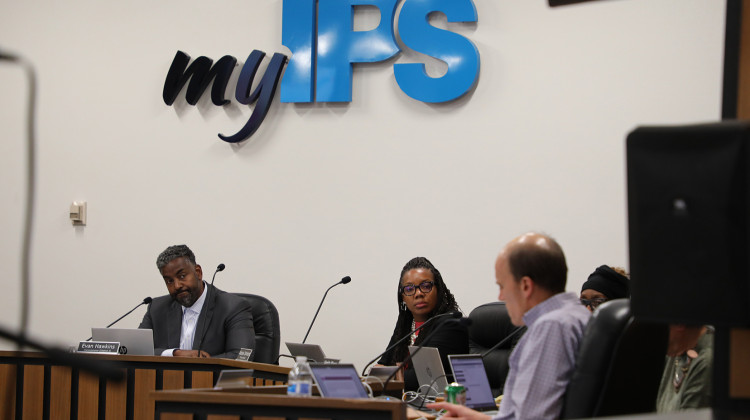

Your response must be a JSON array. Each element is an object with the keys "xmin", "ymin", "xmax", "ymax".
[
  {"xmin": 579, "ymin": 265, "xmax": 630, "ymax": 312},
  {"xmin": 376, "ymin": 256, "xmax": 468, "ymax": 391}
]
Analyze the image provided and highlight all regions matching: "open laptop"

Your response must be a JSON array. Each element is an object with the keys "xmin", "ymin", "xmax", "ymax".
[
  {"xmin": 91, "ymin": 328, "xmax": 154, "ymax": 356},
  {"xmin": 448, "ymin": 354, "xmax": 498, "ymax": 412},
  {"xmin": 309, "ymin": 363, "xmax": 369, "ymax": 398},
  {"xmin": 285, "ymin": 342, "xmax": 340, "ymax": 363},
  {"xmin": 214, "ymin": 369, "xmax": 255, "ymax": 389},
  {"xmin": 367, "ymin": 365, "xmax": 399, "ymax": 380},
  {"xmin": 408, "ymin": 346, "xmax": 449, "ymax": 397}
]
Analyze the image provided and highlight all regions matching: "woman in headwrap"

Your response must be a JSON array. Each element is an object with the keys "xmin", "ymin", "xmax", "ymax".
[{"xmin": 579, "ymin": 265, "xmax": 630, "ymax": 312}]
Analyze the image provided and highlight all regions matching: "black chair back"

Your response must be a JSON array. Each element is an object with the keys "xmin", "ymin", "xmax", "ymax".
[
  {"xmin": 561, "ymin": 298, "xmax": 667, "ymax": 419},
  {"xmin": 233, "ymin": 293, "xmax": 281, "ymax": 364},
  {"xmin": 468, "ymin": 302, "xmax": 523, "ymax": 397}
]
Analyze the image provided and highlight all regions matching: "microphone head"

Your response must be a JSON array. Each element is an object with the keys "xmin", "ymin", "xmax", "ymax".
[
  {"xmin": 217, "ymin": 263, "xmax": 226, "ymax": 272},
  {"xmin": 143, "ymin": 297, "xmax": 153, "ymax": 304},
  {"xmin": 341, "ymin": 276, "xmax": 351, "ymax": 284},
  {"xmin": 0, "ymin": 50, "xmax": 18, "ymax": 61}
]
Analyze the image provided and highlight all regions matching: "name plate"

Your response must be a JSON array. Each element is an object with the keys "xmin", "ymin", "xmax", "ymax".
[
  {"xmin": 236, "ymin": 348, "xmax": 253, "ymax": 361},
  {"xmin": 78, "ymin": 341, "xmax": 121, "ymax": 354}
]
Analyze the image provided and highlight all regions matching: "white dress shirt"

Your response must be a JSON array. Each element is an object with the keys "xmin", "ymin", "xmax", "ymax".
[{"xmin": 160, "ymin": 282, "xmax": 208, "ymax": 356}]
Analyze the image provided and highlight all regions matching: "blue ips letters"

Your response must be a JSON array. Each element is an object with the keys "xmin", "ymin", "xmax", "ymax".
[
  {"xmin": 395, "ymin": 0, "xmax": 480, "ymax": 103},
  {"xmin": 281, "ymin": 0, "xmax": 479, "ymax": 103}
]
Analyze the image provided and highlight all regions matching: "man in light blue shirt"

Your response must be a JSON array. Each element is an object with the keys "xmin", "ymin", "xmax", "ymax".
[{"xmin": 430, "ymin": 232, "xmax": 590, "ymax": 419}]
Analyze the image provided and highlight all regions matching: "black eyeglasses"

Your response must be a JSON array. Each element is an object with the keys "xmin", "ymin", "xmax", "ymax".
[
  {"xmin": 580, "ymin": 298, "xmax": 607, "ymax": 309},
  {"xmin": 400, "ymin": 281, "xmax": 434, "ymax": 296}
]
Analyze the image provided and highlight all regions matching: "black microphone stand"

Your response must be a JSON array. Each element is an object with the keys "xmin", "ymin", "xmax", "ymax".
[
  {"xmin": 85, "ymin": 297, "xmax": 152, "ymax": 341},
  {"xmin": 361, "ymin": 311, "xmax": 460, "ymax": 376},
  {"xmin": 196, "ymin": 263, "xmax": 225, "ymax": 357},
  {"xmin": 302, "ymin": 276, "xmax": 350, "ymax": 344},
  {"xmin": 480, "ymin": 326, "xmax": 526, "ymax": 358},
  {"xmin": 210, "ymin": 263, "xmax": 225, "ymax": 286}
]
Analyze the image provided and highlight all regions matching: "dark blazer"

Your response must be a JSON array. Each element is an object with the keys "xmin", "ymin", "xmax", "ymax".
[
  {"xmin": 378, "ymin": 317, "xmax": 469, "ymax": 391},
  {"xmin": 139, "ymin": 283, "xmax": 255, "ymax": 359}
]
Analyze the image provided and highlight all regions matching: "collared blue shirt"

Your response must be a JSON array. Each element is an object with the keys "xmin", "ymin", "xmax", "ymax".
[{"xmin": 494, "ymin": 292, "xmax": 590, "ymax": 420}]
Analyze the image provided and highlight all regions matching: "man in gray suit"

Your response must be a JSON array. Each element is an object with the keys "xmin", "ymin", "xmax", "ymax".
[{"xmin": 139, "ymin": 245, "xmax": 255, "ymax": 359}]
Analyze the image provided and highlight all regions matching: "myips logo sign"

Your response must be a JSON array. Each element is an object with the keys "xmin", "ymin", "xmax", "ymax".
[{"xmin": 163, "ymin": 0, "xmax": 480, "ymax": 143}]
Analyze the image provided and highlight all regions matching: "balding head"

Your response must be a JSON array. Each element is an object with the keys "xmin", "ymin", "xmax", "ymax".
[{"xmin": 501, "ymin": 232, "xmax": 567, "ymax": 294}]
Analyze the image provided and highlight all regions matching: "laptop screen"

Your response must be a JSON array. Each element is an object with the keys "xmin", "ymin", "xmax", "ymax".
[
  {"xmin": 448, "ymin": 355, "xmax": 497, "ymax": 411},
  {"xmin": 308, "ymin": 363, "xmax": 368, "ymax": 399}
]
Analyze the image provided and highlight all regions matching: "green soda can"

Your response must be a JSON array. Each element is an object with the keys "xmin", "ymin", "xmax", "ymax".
[{"xmin": 445, "ymin": 382, "xmax": 467, "ymax": 405}]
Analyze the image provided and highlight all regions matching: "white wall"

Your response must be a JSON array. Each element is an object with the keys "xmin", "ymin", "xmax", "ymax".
[{"xmin": 0, "ymin": 0, "xmax": 726, "ymax": 370}]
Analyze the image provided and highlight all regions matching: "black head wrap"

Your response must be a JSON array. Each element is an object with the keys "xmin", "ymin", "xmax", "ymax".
[{"xmin": 580, "ymin": 265, "xmax": 630, "ymax": 299}]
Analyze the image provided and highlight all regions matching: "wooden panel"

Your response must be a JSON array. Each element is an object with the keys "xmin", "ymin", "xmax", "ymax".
[
  {"xmin": 738, "ymin": 0, "xmax": 750, "ymax": 118},
  {"xmin": 0, "ymin": 352, "xmax": 289, "ymax": 420},
  {"xmin": 0, "ymin": 364, "xmax": 17, "ymax": 420},
  {"xmin": 161, "ymin": 412, "xmax": 193, "ymax": 420},
  {"xmin": 77, "ymin": 371, "xmax": 100, "ymax": 420},
  {"xmin": 730, "ymin": 327, "xmax": 750, "ymax": 398},
  {"xmin": 153, "ymin": 390, "xmax": 407, "ymax": 420},
  {"xmin": 161, "ymin": 370, "xmax": 191, "ymax": 420},
  {"xmin": 162, "ymin": 370, "xmax": 185, "ymax": 390},
  {"xmin": 192, "ymin": 370, "xmax": 213, "ymax": 388},
  {"xmin": 49, "ymin": 365, "xmax": 72, "ymax": 420},
  {"xmin": 22, "ymin": 364, "xmax": 44, "ymax": 420},
  {"xmin": 134, "ymin": 369, "xmax": 156, "ymax": 420},
  {"xmin": 105, "ymin": 372, "xmax": 128, "ymax": 420},
  {"xmin": 256, "ymin": 378, "xmax": 283, "ymax": 386}
]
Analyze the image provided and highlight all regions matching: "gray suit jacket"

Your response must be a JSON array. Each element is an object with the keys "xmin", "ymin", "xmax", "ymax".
[{"xmin": 139, "ymin": 283, "xmax": 255, "ymax": 359}]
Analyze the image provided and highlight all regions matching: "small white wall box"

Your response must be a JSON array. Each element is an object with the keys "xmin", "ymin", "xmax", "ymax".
[{"xmin": 70, "ymin": 201, "xmax": 87, "ymax": 226}]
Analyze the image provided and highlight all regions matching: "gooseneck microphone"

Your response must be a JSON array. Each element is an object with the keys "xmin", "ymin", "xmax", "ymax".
[
  {"xmin": 197, "ymin": 263, "xmax": 226, "ymax": 357},
  {"xmin": 302, "ymin": 276, "xmax": 351, "ymax": 344},
  {"xmin": 361, "ymin": 311, "xmax": 462, "ymax": 376},
  {"xmin": 0, "ymin": 49, "xmax": 18, "ymax": 61},
  {"xmin": 382, "ymin": 317, "xmax": 472, "ymax": 393},
  {"xmin": 86, "ymin": 297, "xmax": 152, "ymax": 341},
  {"xmin": 481, "ymin": 326, "xmax": 526, "ymax": 358},
  {"xmin": 211, "ymin": 263, "xmax": 225, "ymax": 286}
]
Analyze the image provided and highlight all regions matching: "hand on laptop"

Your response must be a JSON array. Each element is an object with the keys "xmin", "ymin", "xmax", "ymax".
[
  {"xmin": 173, "ymin": 350, "xmax": 211, "ymax": 358},
  {"xmin": 426, "ymin": 402, "xmax": 491, "ymax": 419}
]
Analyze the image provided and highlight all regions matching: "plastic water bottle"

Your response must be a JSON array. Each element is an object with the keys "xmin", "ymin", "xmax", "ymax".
[{"xmin": 287, "ymin": 356, "xmax": 313, "ymax": 397}]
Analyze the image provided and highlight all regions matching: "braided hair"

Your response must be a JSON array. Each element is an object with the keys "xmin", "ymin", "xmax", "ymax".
[{"xmin": 389, "ymin": 256, "xmax": 461, "ymax": 364}]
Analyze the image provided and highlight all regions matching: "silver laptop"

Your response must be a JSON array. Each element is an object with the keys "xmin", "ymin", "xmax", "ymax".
[
  {"xmin": 214, "ymin": 369, "xmax": 255, "ymax": 389},
  {"xmin": 448, "ymin": 354, "xmax": 498, "ymax": 412},
  {"xmin": 309, "ymin": 363, "xmax": 369, "ymax": 399},
  {"xmin": 408, "ymin": 346, "xmax": 448, "ymax": 397},
  {"xmin": 285, "ymin": 342, "xmax": 340, "ymax": 363},
  {"xmin": 367, "ymin": 365, "xmax": 399, "ymax": 380},
  {"xmin": 91, "ymin": 328, "xmax": 154, "ymax": 356}
]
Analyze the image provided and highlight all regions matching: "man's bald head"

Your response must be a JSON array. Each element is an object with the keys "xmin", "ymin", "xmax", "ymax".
[{"xmin": 501, "ymin": 232, "xmax": 567, "ymax": 294}]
